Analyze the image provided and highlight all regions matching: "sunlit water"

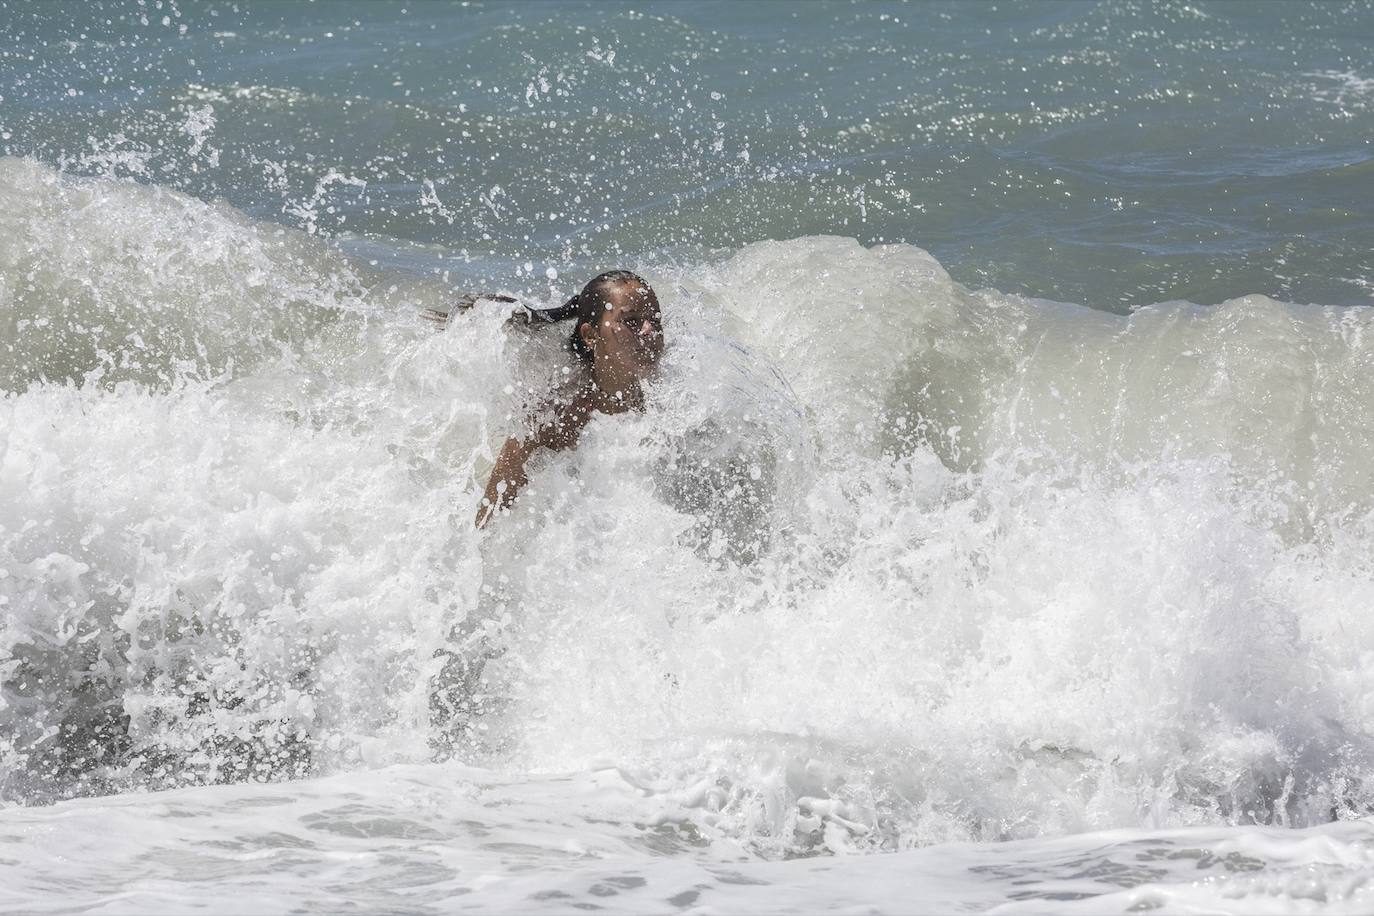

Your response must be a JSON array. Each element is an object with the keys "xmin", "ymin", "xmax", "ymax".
[{"xmin": 2, "ymin": 2, "xmax": 1374, "ymax": 913}]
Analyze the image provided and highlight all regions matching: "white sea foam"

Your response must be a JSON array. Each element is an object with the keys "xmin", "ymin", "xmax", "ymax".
[
  {"xmin": 2, "ymin": 160, "xmax": 1374, "ymax": 910},
  {"xmin": 0, "ymin": 764, "xmax": 1370, "ymax": 914},
  {"xmin": 1306, "ymin": 70, "xmax": 1374, "ymax": 108},
  {"xmin": 0, "ymin": 157, "xmax": 364, "ymax": 391}
]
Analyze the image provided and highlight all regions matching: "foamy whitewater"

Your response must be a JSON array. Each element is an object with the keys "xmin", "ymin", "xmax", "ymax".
[{"xmin": 3, "ymin": 1, "xmax": 1374, "ymax": 913}]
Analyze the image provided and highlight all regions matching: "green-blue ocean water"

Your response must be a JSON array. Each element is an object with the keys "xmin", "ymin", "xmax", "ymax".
[{"xmin": 3, "ymin": 0, "xmax": 1371, "ymax": 308}]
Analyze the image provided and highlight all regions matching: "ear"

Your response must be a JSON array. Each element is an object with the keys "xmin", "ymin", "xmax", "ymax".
[{"xmin": 578, "ymin": 319, "xmax": 599, "ymax": 354}]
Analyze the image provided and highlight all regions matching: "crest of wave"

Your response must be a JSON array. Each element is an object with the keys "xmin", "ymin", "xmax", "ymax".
[{"xmin": 0, "ymin": 156, "xmax": 363, "ymax": 391}]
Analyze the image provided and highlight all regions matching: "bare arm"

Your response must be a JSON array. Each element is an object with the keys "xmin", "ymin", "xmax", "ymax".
[
  {"xmin": 475, "ymin": 388, "xmax": 597, "ymax": 529},
  {"xmin": 475, "ymin": 435, "xmax": 537, "ymax": 528}
]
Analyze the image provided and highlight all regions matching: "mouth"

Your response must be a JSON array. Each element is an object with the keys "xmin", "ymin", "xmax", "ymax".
[{"xmin": 627, "ymin": 347, "xmax": 662, "ymax": 377}]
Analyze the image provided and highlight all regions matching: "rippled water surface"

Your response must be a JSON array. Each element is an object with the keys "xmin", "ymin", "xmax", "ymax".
[{"xmin": 4, "ymin": 0, "xmax": 1373, "ymax": 306}]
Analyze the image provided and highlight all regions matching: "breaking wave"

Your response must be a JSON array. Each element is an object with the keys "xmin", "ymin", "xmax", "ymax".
[{"xmin": 3, "ymin": 160, "xmax": 1374, "ymax": 858}]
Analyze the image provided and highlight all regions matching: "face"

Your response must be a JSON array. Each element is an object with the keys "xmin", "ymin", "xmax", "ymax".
[{"xmin": 580, "ymin": 281, "xmax": 665, "ymax": 392}]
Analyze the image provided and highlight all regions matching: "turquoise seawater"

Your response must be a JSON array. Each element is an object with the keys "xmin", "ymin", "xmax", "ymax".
[{"xmin": 3, "ymin": 0, "xmax": 1372, "ymax": 307}]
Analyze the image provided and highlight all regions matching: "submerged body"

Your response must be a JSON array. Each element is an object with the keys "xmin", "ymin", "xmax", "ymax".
[{"xmin": 472, "ymin": 271, "xmax": 664, "ymax": 528}]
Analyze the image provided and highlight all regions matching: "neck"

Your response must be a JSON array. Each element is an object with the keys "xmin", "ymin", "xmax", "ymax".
[{"xmin": 589, "ymin": 370, "xmax": 643, "ymax": 413}]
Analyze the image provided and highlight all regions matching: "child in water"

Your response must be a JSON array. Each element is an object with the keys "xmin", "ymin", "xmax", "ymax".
[{"xmin": 429, "ymin": 270, "xmax": 665, "ymax": 528}]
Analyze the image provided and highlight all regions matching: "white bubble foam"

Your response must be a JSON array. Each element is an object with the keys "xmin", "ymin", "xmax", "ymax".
[{"xmin": 2, "ymin": 175, "xmax": 1373, "ymax": 908}]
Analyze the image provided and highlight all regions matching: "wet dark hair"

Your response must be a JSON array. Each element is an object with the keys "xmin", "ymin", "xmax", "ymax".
[{"xmin": 527, "ymin": 270, "xmax": 658, "ymax": 363}]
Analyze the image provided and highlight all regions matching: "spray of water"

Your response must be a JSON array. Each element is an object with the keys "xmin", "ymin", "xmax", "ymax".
[{"xmin": 3, "ymin": 162, "xmax": 1373, "ymax": 858}]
